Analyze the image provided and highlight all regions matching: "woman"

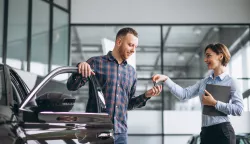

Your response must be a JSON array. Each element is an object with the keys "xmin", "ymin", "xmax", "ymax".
[{"xmin": 152, "ymin": 43, "xmax": 243, "ymax": 144}]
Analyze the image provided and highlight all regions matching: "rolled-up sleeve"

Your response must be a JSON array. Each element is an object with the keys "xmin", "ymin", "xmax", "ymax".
[
  {"xmin": 215, "ymin": 79, "xmax": 244, "ymax": 116},
  {"xmin": 66, "ymin": 58, "xmax": 95, "ymax": 91},
  {"xmin": 128, "ymin": 78, "xmax": 150, "ymax": 110}
]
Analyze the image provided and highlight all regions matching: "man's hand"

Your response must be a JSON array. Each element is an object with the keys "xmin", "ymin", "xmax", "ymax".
[
  {"xmin": 202, "ymin": 90, "xmax": 217, "ymax": 106},
  {"xmin": 78, "ymin": 62, "xmax": 95, "ymax": 77},
  {"xmin": 145, "ymin": 85, "xmax": 162, "ymax": 98},
  {"xmin": 152, "ymin": 74, "xmax": 168, "ymax": 83}
]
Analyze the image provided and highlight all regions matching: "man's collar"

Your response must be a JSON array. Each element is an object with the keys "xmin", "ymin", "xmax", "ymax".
[
  {"xmin": 107, "ymin": 51, "xmax": 115, "ymax": 61},
  {"xmin": 107, "ymin": 51, "xmax": 127, "ymax": 65}
]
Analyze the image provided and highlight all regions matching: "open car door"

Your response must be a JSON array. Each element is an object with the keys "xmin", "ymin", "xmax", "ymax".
[{"xmin": 18, "ymin": 67, "xmax": 113, "ymax": 144}]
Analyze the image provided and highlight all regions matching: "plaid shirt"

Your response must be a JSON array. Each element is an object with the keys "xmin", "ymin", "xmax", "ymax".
[{"xmin": 67, "ymin": 51, "xmax": 150, "ymax": 133}]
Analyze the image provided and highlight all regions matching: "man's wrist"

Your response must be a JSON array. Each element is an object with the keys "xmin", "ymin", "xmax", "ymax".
[
  {"xmin": 213, "ymin": 100, "xmax": 217, "ymax": 107},
  {"xmin": 144, "ymin": 93, "xmax": 150, "ymax": 99}
]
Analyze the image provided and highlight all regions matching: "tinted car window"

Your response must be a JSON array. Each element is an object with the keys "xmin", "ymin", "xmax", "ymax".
[
  {"xmin": 10, "ymin": 69, "xmax": 30, "ymax": 97},
  {"xmin": 11, "ymin": 74, "xmax": 27, "ymax": 100},
  {"xmin": 196, "ymin": 136, "xmax": 200, "ymax": 144},
  {"xmin": 11, "ymin": 80, "xmax": 23, "ymax": 105},
  {"xmin": 239, "ymin": 139, "xmax": 244, "ymax": 144},
  {"xmin": 0, "ymin": 65, "xmax": 6, "ymax": 105}
]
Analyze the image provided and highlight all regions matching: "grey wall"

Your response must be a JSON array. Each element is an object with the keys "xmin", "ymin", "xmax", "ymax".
[{"xmin": 71, "ymin": 0, "xmax": 250, "ymax": 24}]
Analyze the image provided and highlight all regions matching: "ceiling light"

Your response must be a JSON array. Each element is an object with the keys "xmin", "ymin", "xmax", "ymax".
[
  {"xmin": 194, "ymin": 54, "xmax": 200, "ymax": 59},
  {"xmin": 213, "ymin": 27, "xmax": 219, "ymax": 32},
  {"xmin": 193, "ymin": 27, "xmax": 202, "ymax": 35},
  {"xmin": 168, "ymin": 72, "xmax": 174, "ymax": 77},
  {"xmin": 178, "ymin": 53, "xmax": 185, "ymax": 61}
]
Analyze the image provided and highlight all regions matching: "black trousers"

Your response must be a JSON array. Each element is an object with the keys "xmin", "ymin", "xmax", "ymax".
[{"xmin": 200, "ymin": 122, "xmax": 236, "ymax": 144}]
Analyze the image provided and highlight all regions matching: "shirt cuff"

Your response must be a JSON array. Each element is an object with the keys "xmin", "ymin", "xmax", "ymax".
[
  {"xmin": 141, "ymin": 93, "xmax": 151, "ymax": 101},
  {"xmin": 215, "ymin": 100, "xmax": 226, "ymax": 110}
]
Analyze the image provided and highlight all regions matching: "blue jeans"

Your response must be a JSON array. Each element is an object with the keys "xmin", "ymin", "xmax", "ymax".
[{"xmin": 114, "ymin": 133, "xmax": 127, "ymax": 144}]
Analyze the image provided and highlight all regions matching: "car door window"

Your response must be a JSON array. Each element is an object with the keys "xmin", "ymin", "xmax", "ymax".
[
  {"xmin": 196, "ymin": 136, "xmax": 200, "ymax": 144},
  {"xmin": 10, "ymin": 70, "xmax": 29, "ymax": 97},
  {"xmin": 11, "ymin": 82, "xmax": 22, "ymax": 105},
  {"xmin": 239, "ymin": 139, "xmax": 245, "ymax": 144},
  {"xmin": 11, "ymin": 75, "xmax": 26, "ymax": 102},
  {"xmin": 0, "ymin": 66, "xmax": 6, "ymax": 105}
]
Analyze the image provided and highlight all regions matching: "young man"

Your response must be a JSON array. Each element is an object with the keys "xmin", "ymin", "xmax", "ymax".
[{"xmin": 67, "ymin": 27, "xmax": 162, "ymax": 144}]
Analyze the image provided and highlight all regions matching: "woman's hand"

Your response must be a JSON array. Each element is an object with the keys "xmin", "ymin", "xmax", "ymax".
[
  {"xmin": 202, "ymin": 90, "xmax": 217, "ymax": 106},
  {"xmin": 152, "ymin": 74, "xmax": 168, "ymax": 83}
]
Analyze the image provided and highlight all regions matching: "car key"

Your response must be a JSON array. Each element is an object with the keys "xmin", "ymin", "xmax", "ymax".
[{"xmin": 153, "ymin": 81, "xmax": 156, "ymax": 87}]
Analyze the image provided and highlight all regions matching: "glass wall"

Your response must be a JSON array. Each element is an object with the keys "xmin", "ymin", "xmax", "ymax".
[
  {"xmin": 71, "ymin": 25, "xmax": 250, "ymax": 144},
  {"xmin": 51, "ymin": 7, "xmax": 68, "ymax": 70},
  {"xmin": 247, "ymin": 42, "xmax": 250, "ymax": 111},
  {"xmin": 0, "ymin": 0, "xmax": 3, "ymax": 60},
  {"xmin": 6, "ymin": 0, "xmax": 28, "ymax": 70},
  {"xmin": 229, "ymin": 41, "xmax": 250, "ymax": 111},
  {"xmin": 51, "ymin": 6, "xmax": 69, "ymax": 81},
  {"xmin": 54, "ymin": 0, "xmax": 68, "ymax": 9},
  {"xmin": 247, "ymin": 42, "xmax": 250, "ymax": 91},
  {"xmin": 0, "ymin": 0, "xmax": 70, "ymax": 76},
  {"xmin": 231, "ymin": 50, "xmax": 243, "ymax": 90},
  {"xmin": 30, "ymin": 0, "xmax": 50, "ymax": 76}
]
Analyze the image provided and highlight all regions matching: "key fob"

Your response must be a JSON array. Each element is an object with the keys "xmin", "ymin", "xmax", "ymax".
[{"xmin": 153, "ymin": 82, "xmax": 156, "ymax": 86}]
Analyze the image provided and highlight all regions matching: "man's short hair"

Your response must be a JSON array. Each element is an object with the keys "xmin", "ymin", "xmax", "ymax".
[{"xmin": 116, "ymin": 27, "xmax": 138, "ymax": 40}]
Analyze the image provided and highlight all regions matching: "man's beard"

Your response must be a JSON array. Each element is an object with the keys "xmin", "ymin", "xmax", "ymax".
[{"xmin": 118, "ymin": 47, "xmax": 126, "ymax": 60}]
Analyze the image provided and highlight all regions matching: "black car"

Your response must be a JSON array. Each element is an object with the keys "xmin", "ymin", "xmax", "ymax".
[
  {"xmin": 187, "ymin": 134, "xmax": 250, "ymax": 144},
  {"xmin": 0, "ymin": 64, "xmax": 114, "ymax": 144},
  {"xmin": 238, "ymin": 133, "xmax": 250, "ymax": 144}
]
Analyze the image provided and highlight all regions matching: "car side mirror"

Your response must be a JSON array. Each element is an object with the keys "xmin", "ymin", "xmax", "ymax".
[{"xmin": 35, "ymin": 92, "xmax": 76, "ymax": 112}]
